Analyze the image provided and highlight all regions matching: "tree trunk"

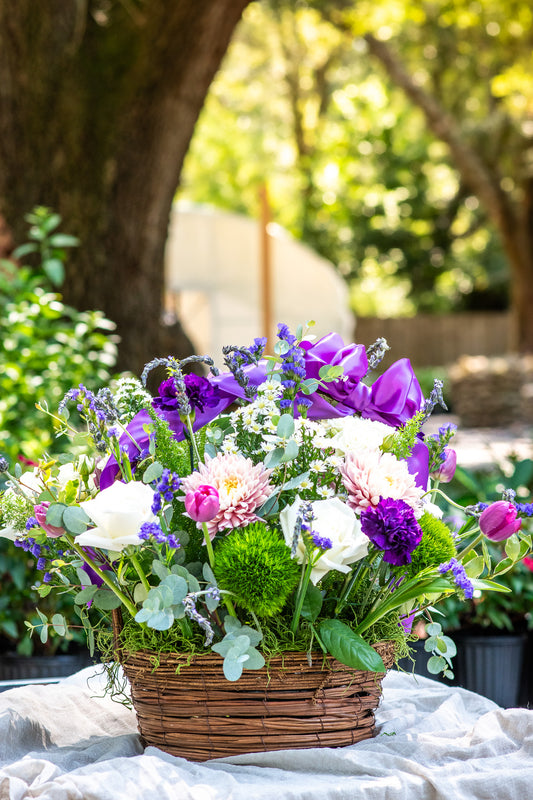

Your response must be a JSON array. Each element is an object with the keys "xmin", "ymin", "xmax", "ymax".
[{"xmin": 0, "ymin": 0, "xmax": 250, "ymax": 374}]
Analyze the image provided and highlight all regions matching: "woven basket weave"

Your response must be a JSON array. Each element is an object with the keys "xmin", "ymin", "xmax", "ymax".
[{"xmin": 115, "ymin": 617, "xmax": 395, "ymax": 761}]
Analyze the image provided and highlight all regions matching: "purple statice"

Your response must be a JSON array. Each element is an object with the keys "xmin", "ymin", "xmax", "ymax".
[
  {"xmin": 25, "ymin": 516, "xmax": 38, "ymax": 530},
  {"xmin": 514, "ymin": 502, "xmax": 533, "ymax": 517},
  {"xmin": 151, "ymin": 469, "xmax": 181, "ymax": 514},
  {"xmin": 439, "ymin": 558, "xmax": 474, "ymax": 599},
  {"xmin": 310, "ymin": 532, "xmax": 333, "ymax": 551},
  {"xmin": 139, "ymin": 521, "xmax": 180, "ymax": 550},
  {"xmin": 277, "ymin": 323, "xmax": 306, "ymax": 409},
  {"xmin": 360, "ymin": 497, "xmax": 423, "ymax": 566},
  {"xmin": 0, "ymin": 455, "xmax": 8, "ymax": 473},
  {"xmin": 36, "ymin": 557, "xmax": 47, "ymax": 571}
]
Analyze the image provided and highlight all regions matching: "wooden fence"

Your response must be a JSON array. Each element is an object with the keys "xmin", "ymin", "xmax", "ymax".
[{"xmin": 354, "ymin": 312, "xmax": 513, "ymax": 368}]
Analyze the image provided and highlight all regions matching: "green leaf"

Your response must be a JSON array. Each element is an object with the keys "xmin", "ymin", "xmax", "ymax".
[
  {"xmin": 46, "ymin": 503, "xmax": 67, "ymax": 527},
  {"xmin": 319, "ymin": 619, "xmax": 386, "ymax": 672},
  {"xmin": 243, "ymin": 647, "xmax": 265, "ymax": 670},
  {"xmin": 62, "ymin": 505, "xmax": 91, "ymax": 534},
  {"xmin": 427, "ymin": 655, "xmax": 447, "ymax": 675},
  {"xmin": 505, "ymin": 534, "xmax": 520, "ymax": 561},
  {"xmin": 151, "ymin": 560, "xmax": 170, "ymax": 581},
  {"xmin": 300, "ymin": 582, "xmax": 323, "ymax": 622},
  {"xmin": 74, "ymin": 585, "xmax": 98, "ymax": 605},
  {"xmin": 91, "ymin": 589, "xmax": 123, "ymax": 610},
  {"xmin": 51, "ymin": 613, "xmax": 66, "ymax": 636},
  {"xmin": 222, "ymin": 656, "xmax": 244, "ymax": 681},
  {"xmin": 143, "ymin": 461, "xmax": 164, "ymax": 484},
  {"xmin": 264, "ymin": 447, "xmax": 284, "ymax": 468},
  {"xmin": 277, "ymin": 413, "xmax": 295, "ymax": 439},
  {"xmin": 48, "ymin": 233, "xmax": 79, "ymax": 248},
  {"xmin": 464, "ymin": 555, "xmax": 484, "ymax": 578},
  {"xmin": 280, "ymin": 439, "xmax": 299, "ymax": 463},
  {"xmin": 42, "ymin": 258, "xmax": 65, "ymax": 286}
]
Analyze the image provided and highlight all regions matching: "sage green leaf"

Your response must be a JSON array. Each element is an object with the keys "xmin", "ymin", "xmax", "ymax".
[
  {"xmin": 142, "ymin": 461, "xmax": 164, "ymax": 484},
  {"xmin": 91, "ymin": 589, "xmax": 123, "ymax": 610},
  {"xmin": 62, "ymin": 505, "xmax": 91, "ymax": 534},
  {"xmin": 45, "ymin": 503, "xmax": 67, "ymax": 527},
  {"xmin": 74, "ymin": 585, "xmax": 98, "ymax": 605},
  {"xmin": 319, "ymin": 619, "xmax": 386, "ymax": 673}
]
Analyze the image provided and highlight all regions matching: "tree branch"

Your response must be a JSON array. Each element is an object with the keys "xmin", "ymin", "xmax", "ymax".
[{"xmin": 364, "ymin": 33, "xmax": 511, "ymax": 232}]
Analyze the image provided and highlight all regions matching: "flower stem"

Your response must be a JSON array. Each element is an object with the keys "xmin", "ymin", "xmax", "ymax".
[
  {"xmin": 201, "ymin": 522, "xmax": 237, "ymax": 617},
  {"xmin": 64, "ymin": 534, "xmax": 138, "ymax": 618},
  {"xmin": 456, "ymin": 529, "xmax": 483, "ymax": 561},
  {"xmin": 129, "ymin": 552, "xmax": 150, "ymax": 594},
  {"xmin": 291, "ymin": 559, "xmax": 313, "ymax": 634},
  {"xmin": 185, "ymin": 413, "xmax": 202, "ymax": 467}
]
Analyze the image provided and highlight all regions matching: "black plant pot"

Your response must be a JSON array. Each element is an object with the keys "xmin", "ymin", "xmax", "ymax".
[
  {"xmin": 0, "ymin": 650, "xmax": 94, "ymax": 688},
  {"xmin": 451, "ymin": 631, "xmax": 527, "ymax": 708},
  {"xmin": 396, "ymin": 640, "xmax": 456, "ymax": 686}
]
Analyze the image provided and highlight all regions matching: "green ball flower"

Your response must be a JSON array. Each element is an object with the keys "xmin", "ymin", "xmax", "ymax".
[
  {"xmin": 213, "ymin": 523, "xmax": 300, "ymax": 617},
  {"xmin": 406, "ymin": 511, "xmax": 456, "ymax": 577}
]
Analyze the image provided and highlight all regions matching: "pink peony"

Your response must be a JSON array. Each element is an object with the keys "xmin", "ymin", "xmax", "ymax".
[
  {"xmin": 180, "ymin": 453, "xmax": 272, "ymax": 538},
  {"xmin": 339, "ymin": 450, "xmax": 424, "ymax": 515}
]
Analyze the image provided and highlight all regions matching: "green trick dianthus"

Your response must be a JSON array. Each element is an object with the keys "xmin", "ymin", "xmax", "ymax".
[
  {"xmin": 213, "ymin": 522, "xmax": 300, "ymax": 618},
  {"xmin": 406, "ymin": 511, "xmax": 457, "ymax": 577}
]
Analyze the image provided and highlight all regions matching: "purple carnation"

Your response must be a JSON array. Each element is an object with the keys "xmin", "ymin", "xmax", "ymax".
[{"xmin": 360, "ymin": 497, "xmax": 423, "ymax": 566}]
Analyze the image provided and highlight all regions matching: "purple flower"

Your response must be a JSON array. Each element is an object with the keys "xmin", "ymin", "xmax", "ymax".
[
  {"xmin": 152, "ymin": 375, "xmax": 220, "ymax": 415},
  {"xmin": 430, "ymin": 447, "xmax": 457, "ymax": 484},
  {"xmin": 439, "ymin": 557, "xmax": 474, "ymax": 599},
  {"xmin": 480, "ymin": 501, "xmax": 522, "ymax": 542},
  {"xmin": 360, "ymin": 497, "xmax": 423, "ymax": 566}
]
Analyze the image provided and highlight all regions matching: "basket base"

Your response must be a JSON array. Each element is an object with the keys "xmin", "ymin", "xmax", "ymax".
[{"xmin": 120, "ymin": 645, "xmax": 394, "ymax": 761}]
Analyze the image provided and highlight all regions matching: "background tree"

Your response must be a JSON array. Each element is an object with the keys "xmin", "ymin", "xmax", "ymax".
[
  {"xmin": 0, "ymin": 0, "xmax": 250, "ymax": 373},
  {"xmin": 182, "ymin": 1, "xmax": 510, "ymax": 318}
]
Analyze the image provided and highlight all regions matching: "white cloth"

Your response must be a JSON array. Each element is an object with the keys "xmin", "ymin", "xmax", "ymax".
[{"xmin": 0, "ymin": 666, "xmax": 532, "ymax": 800}]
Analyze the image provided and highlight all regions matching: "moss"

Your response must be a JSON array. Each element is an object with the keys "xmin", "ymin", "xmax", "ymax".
[
  {"xmin": 406, "ymin": 511, "xmax": 457, "ymax": 578},
  {"xmin": 213, "ymin": 523, "xmax": 300, "ymax": 618}
]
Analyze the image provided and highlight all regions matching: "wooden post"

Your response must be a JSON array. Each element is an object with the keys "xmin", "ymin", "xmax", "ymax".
[{"xmin": 259, "ymin": 184, "xmax": 273, "ymax": 353}]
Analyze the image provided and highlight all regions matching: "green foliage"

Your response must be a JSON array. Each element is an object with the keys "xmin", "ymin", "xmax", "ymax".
[
  {"xmin": 211, "ymin": 615, "xmax": 265, "ymax": 681},
  {"xmin": 405, "ymin": 512, "xmax": 457, "ymax": 578},
  {"xmin": 0, "ymin": 207, "xmax": 117, "ymax": 463},
  {"xmin": 181, "ymin": 2, "xmax": 515, "ymax": 316},
  {"xmin": 213, "ymin": 523, "xmax": 300, "ymax": 617}
]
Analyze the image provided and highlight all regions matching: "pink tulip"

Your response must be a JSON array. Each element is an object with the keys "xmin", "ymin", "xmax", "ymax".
[
  {"xmin": 430, "ymin": 447, "xmax": 457, "ymax": 484},
  {"xmin": 479, "ymin": 501, "xmax": 521, "ymax": 542},
  {"xmin": 184, "ymin": 484, "xmax": 220, "ymax": 523},
  {"xmin": 34, "ymin": 502, "xmax": 65, "ymax": 538}
]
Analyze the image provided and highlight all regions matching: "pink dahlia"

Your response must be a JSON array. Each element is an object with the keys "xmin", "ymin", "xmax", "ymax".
[
  {"xmin": 180, "ymin": 453, "xmax": 272, "ymax": 538},
  {"xmin": 339, "ymin": 450, "xmax": 424, "ymax": 515}
]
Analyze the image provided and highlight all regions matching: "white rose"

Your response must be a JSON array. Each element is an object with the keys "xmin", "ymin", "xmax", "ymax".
[
  {"xmin": 280, "ymin": 496, "xmax": 369, "ymax": 584},
  {"xmin": 75, "ymin": 480, "xmax": 157, "ymax": 551}
]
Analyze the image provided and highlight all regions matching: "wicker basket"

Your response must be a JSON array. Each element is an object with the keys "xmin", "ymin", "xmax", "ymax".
[{"xmin": 115, "ymin": 616, "xmax": 395, "ymax": 761}]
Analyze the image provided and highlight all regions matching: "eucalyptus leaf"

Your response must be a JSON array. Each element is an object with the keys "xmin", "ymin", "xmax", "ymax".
[
  {"xmin": 91, "ymin": 589, "xmax": 123, "ymax": 610},
  {"xmin": 222, "ymin": 657, "xmax": 244, "ymax": 682},
  {"xmin": 142, "ymin": 461, "xmax": 164, "ymax": 484},
  {"xmin": 51, "ymin": 613, "xmax": 66, "ymax": 636},
  {"xmin": 45, "ymin": 503, "xmax": 67, "ymax": 527},
  {"xmin": 62, "ymin": 505, "xmax": 91, "ymax": 534},
  {"xmin": 74, "ymin": 585, "xmax": 98, "ymax": 605},
  {"xmin": 277, "ymin": 413, "xmax": 295, "ymax": 439},
  {"xmin": 151, "ymin": 560, "xmax": 170, "ymax": 581}
]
